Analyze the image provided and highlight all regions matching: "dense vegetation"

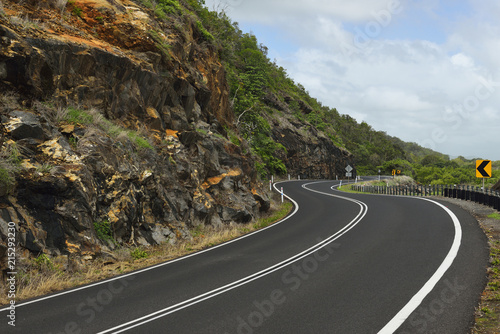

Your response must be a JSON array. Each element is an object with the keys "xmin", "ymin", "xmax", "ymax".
[
  {"xmin": 153, "ymin": 0, "xmax": 500, "ymax": 186},
  {"xmin": 382, "ymin": 156, "xmax": 500, "ymax": 186}
]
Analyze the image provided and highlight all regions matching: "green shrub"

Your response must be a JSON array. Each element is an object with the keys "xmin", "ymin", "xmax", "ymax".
[
  {"xmin": 72, "ymin": 5, "xmax": 83, "ymax": 17},
  {"xmin": 34, "ymin": 254, "xmax": 54, "ymax": 270},
  {"xmin": 139, "ymin": 0, "xmax": 153, "ymax": 8},
  {"xmin": 0, "ymin": 142, "xmax": 21, "ymax": 196},
  {"xmin": 94, "ymin": 220, "xmax": 113, "ymax": 242},
  {"xmin": 127, "ymin": 131, "xmax": 154, "ymax": 150},
  {"xmin": 131, "ymin": 247, "xmax": 148, "ymax": 260},
  {"xmin": 228, "ymin": 130, "xmax": 241, "ymax": 146},
  {"xmin": 196, "ymin": 20, "xmax": 214, "ymax": 42},
  {"xmin": 154, "ymin": 7, "xmax": 167, "ymax": 20},
  {"xmin": 148, "ymin": 30, "xmax": 171, "ymax": 59},
  {"xmin": 0, "ymin": 166, "xmax": 15, "ymax": 196},
  {"xmin": 65, "ymin": 107, "xmax": 94, "ymax": 125},
  {"xmin": 154, "ymin": 0, "xmax": 180, "ymax": 18}
]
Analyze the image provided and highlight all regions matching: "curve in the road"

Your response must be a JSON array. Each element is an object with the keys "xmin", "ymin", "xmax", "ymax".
[
  {"xmin": 303, "ymin": 181, "xmax": 463, "ymax": 333},
  {"xmin": 97, "ymin": 181, "xmax": 368, "ymax": 333},
  {"xmin": 0, "ymin": 179, "xmax": 480, "ymax": 334},
  {"xmin": 0, "ymin": 183, "xmax": 303, "ymax": 313}
]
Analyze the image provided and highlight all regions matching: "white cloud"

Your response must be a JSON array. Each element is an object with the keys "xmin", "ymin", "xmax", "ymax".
[
  {"xmin": 450, "ymin": 53, "xmax": 474, "ymax": 68},
  {"xmin": 207, "ymin": 0, "xmax": 403, "ymax": 23},
  {"xmin": 204, "ymin": 0, "xmax": 500, "ymax": 159}
]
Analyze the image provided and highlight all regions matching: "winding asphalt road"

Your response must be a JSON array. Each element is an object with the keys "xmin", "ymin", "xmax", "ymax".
[{"xmin": 0, "ymin": 180, "xmax": 489, "ymax": 333}]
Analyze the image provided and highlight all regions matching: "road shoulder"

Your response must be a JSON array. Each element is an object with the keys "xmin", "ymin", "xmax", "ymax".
[{"xmin": 431, "ymin": 196, "xmax": 500, "ymax": 333}]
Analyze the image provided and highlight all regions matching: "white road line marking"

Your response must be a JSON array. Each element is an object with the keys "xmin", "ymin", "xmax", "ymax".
[
  {"xmin": 98, "ymin": 181, "xmax": 368, "ymax": 333},
  {"xmin": 308, "ymin": 181, "xmax": 463, "ymax": 333},
  {"xmin": 0, "ymin": 182, "xmax": 300, "ymax": 313},
  {"xmin": 377, "ymin": 197, "xmax": 462, "ymax": 333}
]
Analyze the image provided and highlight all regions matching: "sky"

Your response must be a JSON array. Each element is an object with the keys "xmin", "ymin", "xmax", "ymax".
[{"xmin": 204, "ymin": 0, "xmax": 500, "ymax": 160}]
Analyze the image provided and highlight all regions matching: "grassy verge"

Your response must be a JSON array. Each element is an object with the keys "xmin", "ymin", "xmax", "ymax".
[
  {"xmin": 0, "ymin": 200, "xmax": 293, "ymax": 306},
  {"xmin": 473, "ymin": 240, "xmax": 500, "ymax": 333},
  {"xmin": 337, "ymin": 184, "xmax": 365, "ymax": 194},
  {"xmin": 488, "ymin": 213, "xmax": 500, "ymax": 220},
  {"xmin": 473, "ymin": 208, "xmax": 500, "ymax": 333}
]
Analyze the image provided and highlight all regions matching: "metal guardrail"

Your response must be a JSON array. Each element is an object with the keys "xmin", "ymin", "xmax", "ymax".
[{"xmin": 350, "ymin": 184, "xmax": 500, "ymax": 211}]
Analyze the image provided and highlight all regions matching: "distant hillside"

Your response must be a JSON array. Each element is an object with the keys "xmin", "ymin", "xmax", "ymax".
[{"xmin": 190, "ymin": 2, "xmax": 445, "ymax": 177}]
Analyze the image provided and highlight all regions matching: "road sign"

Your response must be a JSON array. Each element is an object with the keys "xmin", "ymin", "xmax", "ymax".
[
  {"xmin": 392, "ymin": 169, "xmax": 401, "ymax": 176},
  {"xmin": 346, "ymin": 165, "xmax": 353, "ymax": 172},
  {"xmin": 346, "ymin": 172, "xmax": 352, "ymax": 177},
  {"xmin": 476, "ymin": 160, "xmax": 492, "ymax": 178}
]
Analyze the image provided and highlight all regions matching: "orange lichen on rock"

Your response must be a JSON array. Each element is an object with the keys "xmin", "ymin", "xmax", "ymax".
[
  {"xmin": 66, "ymin": 240, "xmax": 81, "ymax": 253},
  {"xmin": 201, "ymin": 168, "xmax": 242, "ymax": 190},
  {"xmin": 166, "ymin": 129, "xmax": 179, "ymax": 138}
]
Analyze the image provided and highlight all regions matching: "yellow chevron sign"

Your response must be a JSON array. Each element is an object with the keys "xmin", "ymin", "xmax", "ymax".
[{"xmin": 476, "ymin": 160, "xmax": 492, "ymax": 178}]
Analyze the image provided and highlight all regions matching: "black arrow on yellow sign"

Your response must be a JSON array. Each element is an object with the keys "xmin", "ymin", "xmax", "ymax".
[{"xmin": 476, "ymin": 160, "xmax": 492, "ymax": 178}]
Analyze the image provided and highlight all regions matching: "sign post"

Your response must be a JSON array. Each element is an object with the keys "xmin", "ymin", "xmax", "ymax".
[
  {"xmin": 346, "ymin": 165, "xmax": 353, "ymax": 182},
  {"xmin": 476, "ymin": 160, "xmax": 492, "ymax": 192},
  {"xmin": 392, "ymin": 169, "xmax": 401, "ymax": 178}
]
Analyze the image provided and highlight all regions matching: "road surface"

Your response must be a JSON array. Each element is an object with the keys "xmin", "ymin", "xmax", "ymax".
[{"xmin": 0, "ymin": 180, "xmax": 489, "ymax": 333}]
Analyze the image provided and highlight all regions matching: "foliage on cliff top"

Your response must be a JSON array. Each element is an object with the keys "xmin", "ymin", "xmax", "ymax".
[
  {"xmin": 181, "ymin": 0, "xmax": 453, "ymax": 177},
  {"xmin": 188, "ymin": 1, "xmax": 500, "ymax": 185},
  {"xmin": 0, "ymin": 0, "xmax": 469, "ymax": 179}
]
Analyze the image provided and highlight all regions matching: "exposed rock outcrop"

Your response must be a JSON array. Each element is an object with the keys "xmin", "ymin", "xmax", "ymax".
[
  {"xmin": 0, "ymin": 0, "xmax": 268, "ymax": 258},
  {"xmin": 263, "ymin": 92, "xmax": 354, "ymax": 179},
  {"xmin": 0, "ymin": 0, "xmax": 354, "ymax": 260}
]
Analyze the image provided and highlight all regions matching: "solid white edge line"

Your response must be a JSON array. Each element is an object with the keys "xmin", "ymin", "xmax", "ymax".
[
  {"xmin": 297, "ymin": 182, "xmax": 463, "ymax": 333},
  {"xmin": 98, "ymin": 181, "xmax": 368, "ymax": 333},
  {"xmin": 330, "ymin": 184, "xmax": 464, "ymax": 332},
  {"xmin": 0, "ymin": 182, "xmax": 300, "ymax": 313},
  {"xmin": 328, "ymin": 184, "xmax": 463, "ymax": 333},
  {"xmin": 377, "ymin": 197, "xmax": 462, "ymax": 333}
]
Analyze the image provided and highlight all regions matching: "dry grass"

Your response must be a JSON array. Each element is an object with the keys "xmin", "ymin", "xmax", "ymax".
[
  {"xmin": 356, "ymin": 175, "xmax": 416, "ymax": 187},
  {"xmin": 0, "ymin": 200, "xmax": 293, "ymax": 306}
]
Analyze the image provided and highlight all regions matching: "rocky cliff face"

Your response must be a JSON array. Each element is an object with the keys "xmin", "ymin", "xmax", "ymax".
[
  {"xmin": 266, "ymin": 102, "xmax": 353, "ymax": 180},
  {"xmin": 0, "ymin": 0, "xmax": 353, "ymax": 259},
  {"xmin": 0, "ymin": 0, "xmax": 268, "ymax": 258},
  {"xmin": 258, "ymin": 91, "xmax": 353, "ymax": 179}
]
